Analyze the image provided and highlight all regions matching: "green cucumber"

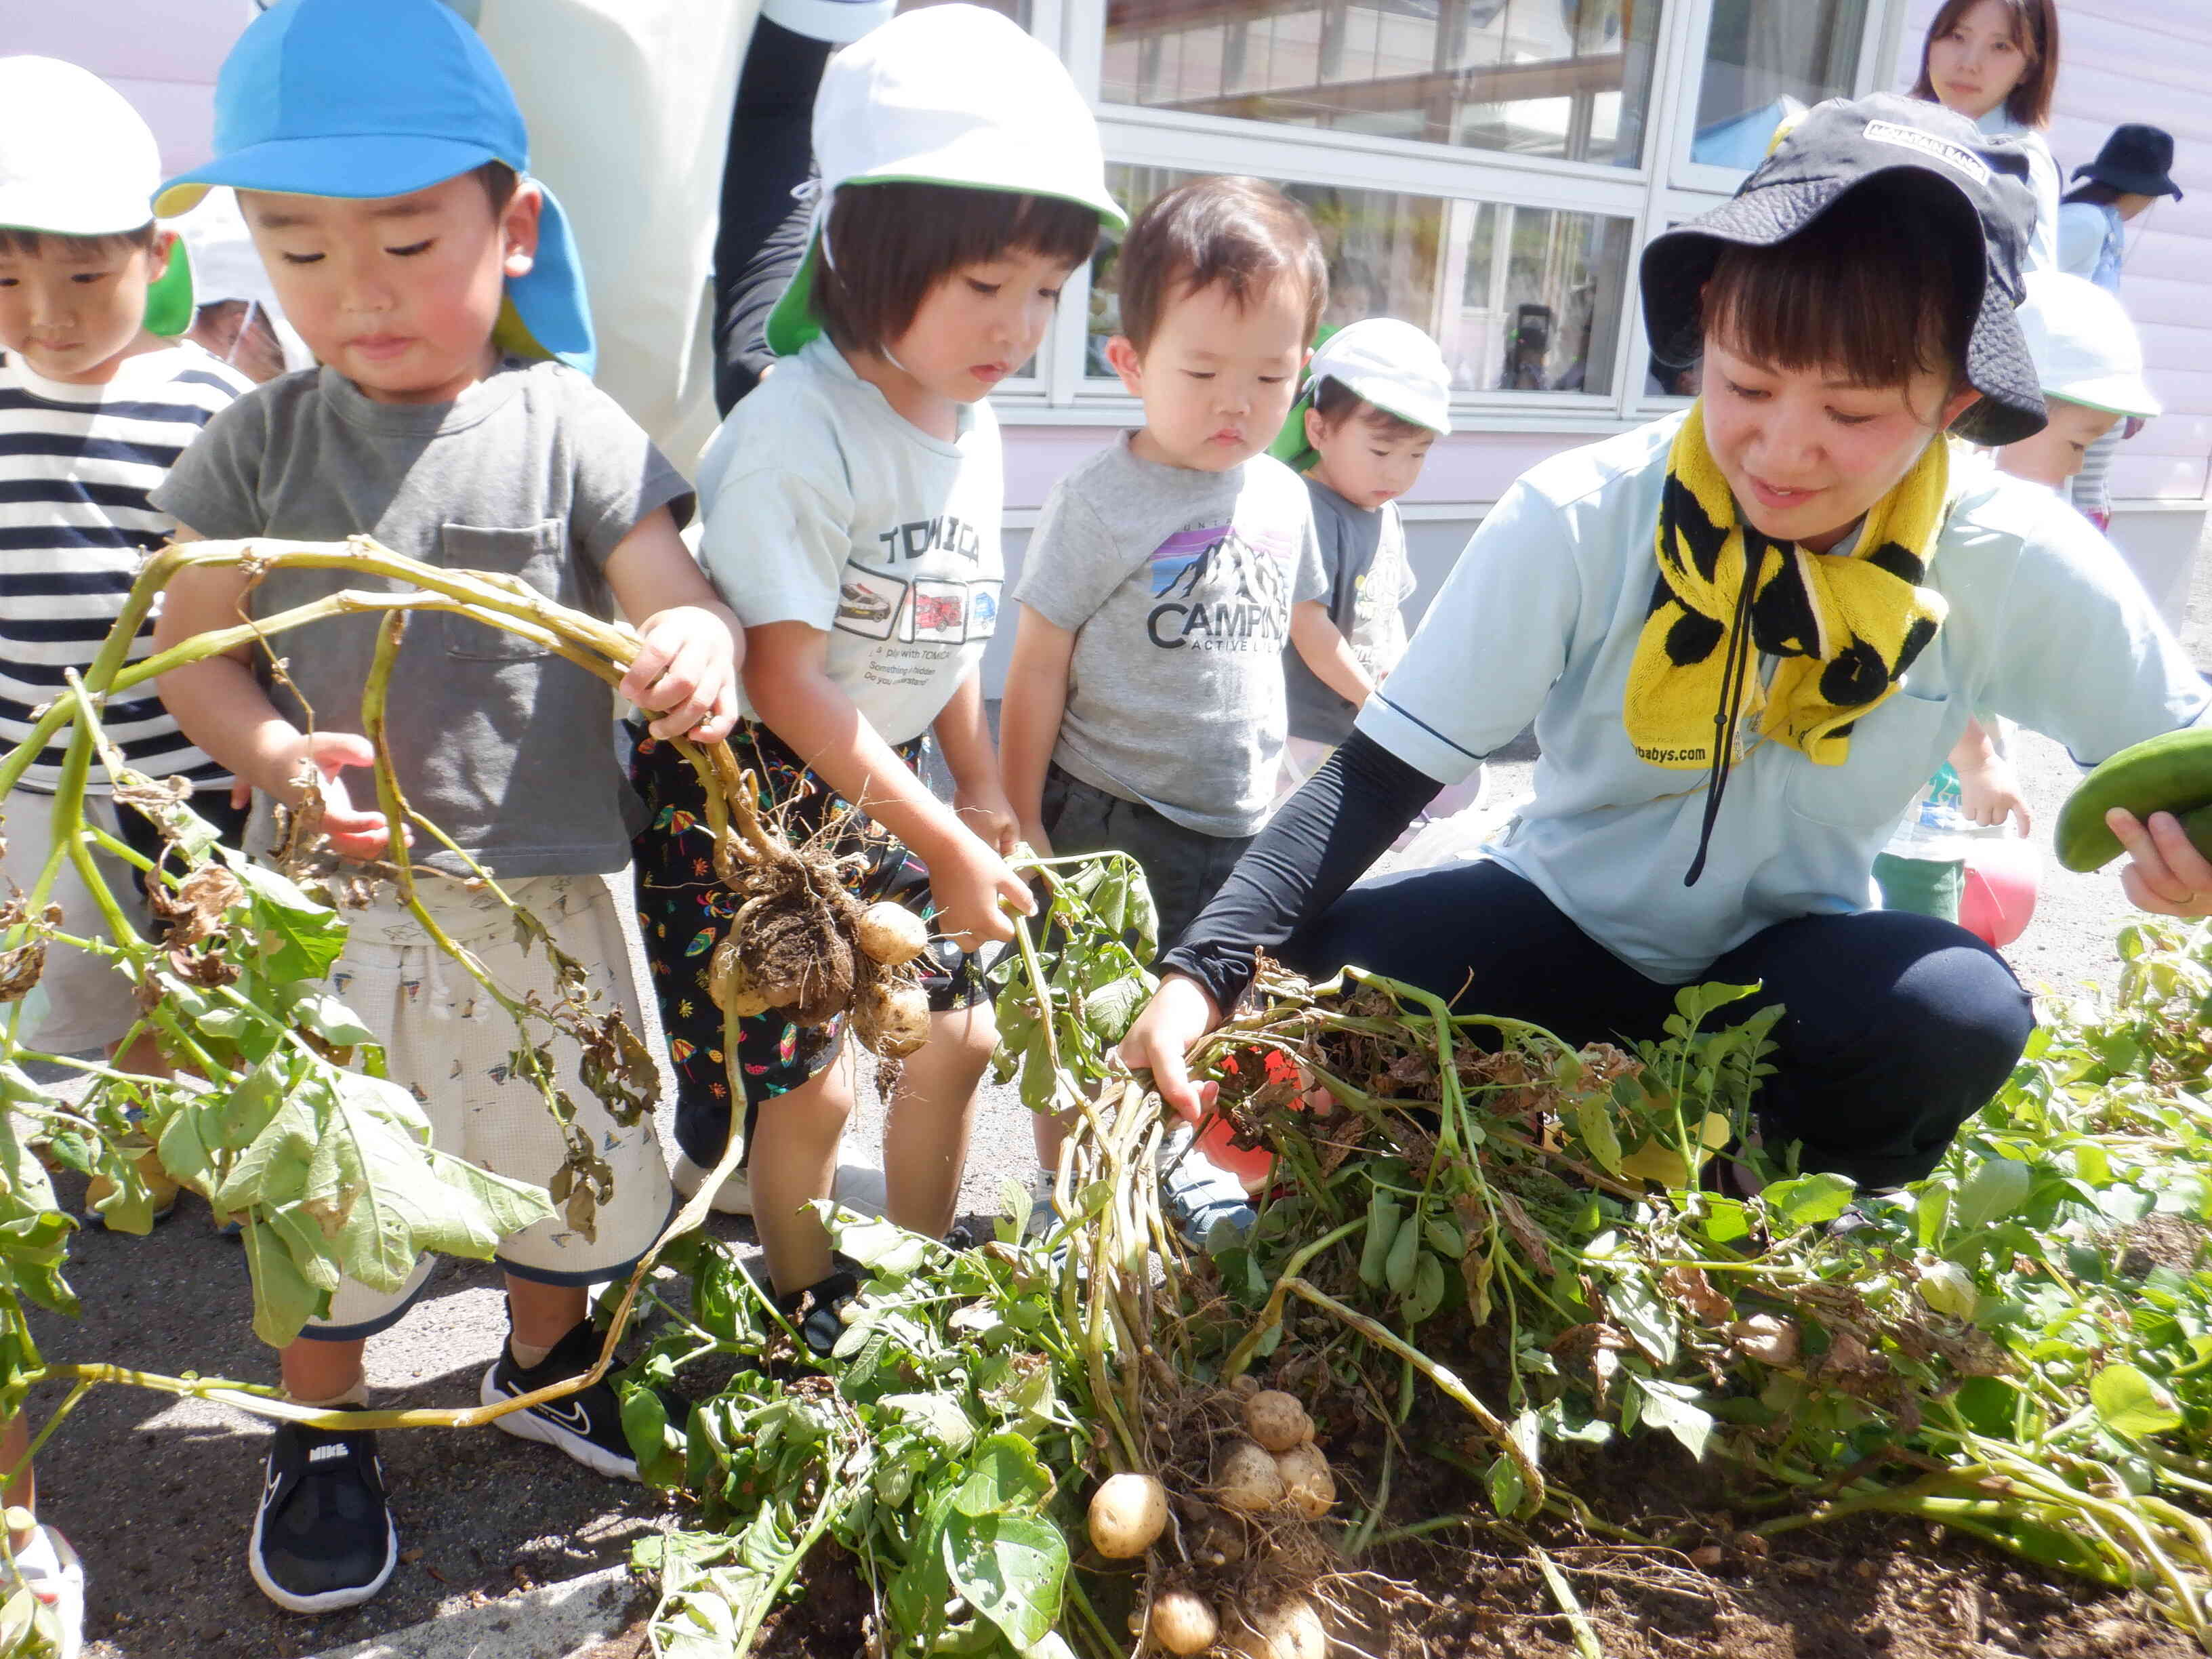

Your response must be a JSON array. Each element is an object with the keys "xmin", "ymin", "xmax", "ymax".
[{"xmin": 2055, "ymin": 728, "xmax": 2212, "ymax": 872}]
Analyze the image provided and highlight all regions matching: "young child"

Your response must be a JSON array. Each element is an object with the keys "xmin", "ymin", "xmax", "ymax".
[
  {"xmin": 0, "ymin": 58, "xmax": 268, "ymax": 1649},
  {"xmin": 1874, "ymin": 270, "xmax": 2160, "ymax": 920},
  {"xmin": 0, "ymin": 56, "xmax": 258, "ymax": 1230},
  {"xmin": 146, "ymin": 0, "xmax": 739, "ymax": 1614},
  {"xmin": 1000, "ymin": 176, "xmax": 1355, "ymax": 946},
  {"xmin": 1271, "ymin": 317, "xmax": 1449, "ymax": 800},
  {"xmin": 633, "ymin": 3, "xmax": 1112, "ymax": 1340},
  {"xmin": 999, "ymin": 176, "xmax": 1355, "ymax": 1190}
]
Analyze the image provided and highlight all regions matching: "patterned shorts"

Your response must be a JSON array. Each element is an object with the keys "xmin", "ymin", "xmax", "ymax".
[
  {"xmin": 627, "ymin": 721, "xmax": 986, "ymax": 1167},
  {"xmin": 303, "ymin": 873, "xmax": 672, "ymax": 1340}
]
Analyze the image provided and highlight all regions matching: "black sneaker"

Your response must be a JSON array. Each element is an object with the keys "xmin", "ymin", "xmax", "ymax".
[
  {"xmin": 249, "ymin": 1408, "xmax": 398, "ymax": 1614},
  {"xmin": 480, "ymin": 1319, "xmax": 639, "ymax": 1481},
  {"xmin": 777, "ymin": 1269, "xmax": 860, "ymax": 1360}
]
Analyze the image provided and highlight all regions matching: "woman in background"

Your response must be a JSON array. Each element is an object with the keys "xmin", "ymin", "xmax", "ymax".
[{"xmin": 1911, "ymin": 0, "xmax": 2061, "ymax": 273}]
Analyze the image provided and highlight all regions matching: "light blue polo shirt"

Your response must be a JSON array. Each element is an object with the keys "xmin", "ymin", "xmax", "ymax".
[{"xmin": 1359, "ymin": 413, "xmax": 2209, "ymax": 983}]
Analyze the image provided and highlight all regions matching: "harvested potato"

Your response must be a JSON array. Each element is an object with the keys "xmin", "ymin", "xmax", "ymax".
[
  {"xmin": 707, "ymin": 937, "xmax": 773, "ymax": 1017},
  {"xmin": 855, "ymin": 900, "xmax": 930, "ymax": 966},
  {"xmin": 853, "ymin": 979, "xmax": 930, "ymax": 1058},
  {"xmin": 1273, "ymin": 1441, "xmax": 1335, "ymax": 1520},
  {"xmin": 1214, "ymin": 1438, "xmax": 1284, "ymax": 1515},
  {"xmin": 1088, "ymin": 1471, "xmax": 1169, "ymax": 1559},
  {"xmin": 1227, "ymin": 1595, "xmax": 1328, "ymax": 1659},
  {"xmin": 1149, "ymin": 1588, "xmax": 1220, "ymax": 1655},
  {"xmin": 1243, "ymin": 1389, "xmax": 1313, "ymax": 1452}
]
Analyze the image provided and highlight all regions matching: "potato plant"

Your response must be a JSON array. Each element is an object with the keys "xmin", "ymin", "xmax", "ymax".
[{"xmin": 0, "ymin": 536, "xmax": 920, "ymax": 1656}]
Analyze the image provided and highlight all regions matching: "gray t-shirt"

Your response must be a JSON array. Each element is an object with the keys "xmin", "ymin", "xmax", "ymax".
[
  {"xmin": 1015, "ymin": 438, "xmax": 1326, "ymax": 838},
  {"xmin": 1284, "ymin": 478, "xmax": 1414, "ymax": 745},
  {"xmin": 151, "ymin": 359, "xmax": 692, "ymax": 878},
  {"xmin": 697, "ymin": 337, "xmax": 1004, "ymax": 745}
]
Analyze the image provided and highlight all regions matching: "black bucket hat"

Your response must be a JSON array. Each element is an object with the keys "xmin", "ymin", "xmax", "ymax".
[
  {"xmin": 2073, "ymin": 123, "xmax": 2184, "ymax": 201},
  {"xmin": 1641, "ymin": 92, "xmax": 2045, "ymax": 447}
]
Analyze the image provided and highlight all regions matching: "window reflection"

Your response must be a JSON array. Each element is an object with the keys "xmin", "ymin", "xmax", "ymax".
[
  {"xmin": 1687, "ymin": 0, "xmax": 1866, "ymax": 169},
  {"xmin": 1102, "ymin": 0, "xmax": 1663, "ymax": 169},
  {"xmin": 1093, "ymin": 165, "xmax": 1632, "ymax": 394}
]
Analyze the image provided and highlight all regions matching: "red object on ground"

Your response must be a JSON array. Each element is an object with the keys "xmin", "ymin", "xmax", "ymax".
[
  {"xmin": 1960, "ymin": 836, "xmax": 2040, "ymax": 949},
  {"xmin": 1185, "ymin": 1050, "xmax": 1307, "ymax": 1188}
]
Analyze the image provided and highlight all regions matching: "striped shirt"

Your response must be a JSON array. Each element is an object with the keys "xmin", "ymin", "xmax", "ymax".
[{"xmin": 1, "ymin": 344, "xmax": 250, "ymax": 794}]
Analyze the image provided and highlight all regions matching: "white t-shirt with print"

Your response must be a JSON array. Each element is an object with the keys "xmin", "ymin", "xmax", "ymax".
[{"xmin": 696, "ymin": 337, "xmax": 1004, "ymax": 745}]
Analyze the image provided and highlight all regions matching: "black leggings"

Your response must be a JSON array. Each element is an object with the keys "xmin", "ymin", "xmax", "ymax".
[{"xmin": 1285, "ymin": 861, "xmax": 2034, "ymax": 1189}]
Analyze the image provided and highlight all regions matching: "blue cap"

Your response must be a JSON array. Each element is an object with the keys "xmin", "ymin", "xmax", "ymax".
[{"xmin": 153, "ymin": 0, "xmax": 594, "ymax": 374}]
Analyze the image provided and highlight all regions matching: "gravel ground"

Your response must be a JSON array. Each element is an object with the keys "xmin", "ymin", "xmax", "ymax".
[{"xmin": 29, "ymin": 644, "xmax": 2211, "ymax": 1652}]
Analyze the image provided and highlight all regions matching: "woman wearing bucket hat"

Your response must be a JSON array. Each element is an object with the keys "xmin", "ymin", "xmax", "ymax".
[
  {"xmin": 1122, "ymin": 93, "xmax": 2212, "ymax": 1195},
  {"xmin": 2056, "ymin": 125, "xmax": 2182, "ymax": 527},
  {"xmin": 2060, "ymin": 125, "xmax": 2183, "ymax": 292}
]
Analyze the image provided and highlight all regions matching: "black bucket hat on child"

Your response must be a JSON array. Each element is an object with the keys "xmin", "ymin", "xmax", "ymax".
[
  {"xmin": 2073, "ymin": 123, "xmax": 2184, "ymax": 202},
  {"xmin": 1641, "ymin": 91, "xmax": 2045, "ymax": 447}
]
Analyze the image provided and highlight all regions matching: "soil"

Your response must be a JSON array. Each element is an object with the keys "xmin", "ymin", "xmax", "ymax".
[{"xmin": 697, "ymin": 1433, "xmax": 2194, "ymax": 1659}]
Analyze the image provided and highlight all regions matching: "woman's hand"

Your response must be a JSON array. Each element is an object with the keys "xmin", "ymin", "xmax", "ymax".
[
  {"xmin": 1118, "ymin": 972, "xmax": 1225, "ymax": 1122},
  {"xmin": 2109, "ymin": 807, "xmax": 2212, "ymax": 918}
]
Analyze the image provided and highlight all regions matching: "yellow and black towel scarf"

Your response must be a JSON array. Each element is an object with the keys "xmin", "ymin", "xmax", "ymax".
[{"xmin": 1624, "ymin": 402, "xmax": 1950, "ymax": 884}]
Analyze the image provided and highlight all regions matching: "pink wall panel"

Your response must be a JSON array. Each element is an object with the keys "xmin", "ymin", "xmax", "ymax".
[{"xmin": 16, "ymin": 2, "xmax": 251, "ymax": 178}]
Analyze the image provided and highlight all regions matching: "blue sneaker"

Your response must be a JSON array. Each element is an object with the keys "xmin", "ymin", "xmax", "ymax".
[{"xmin": 1160, "ymin": 1126, "xmax": 1256, "ymax": 1252}]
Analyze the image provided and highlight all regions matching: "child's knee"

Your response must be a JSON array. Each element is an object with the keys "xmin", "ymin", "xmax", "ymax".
[
  {"xmin": 752, "ymin": 1061, "xmax": 855, "ymax": 1146},
  {"xmin": 931, "ymin": 997, "xmax": 998, "ymax": 1063}
]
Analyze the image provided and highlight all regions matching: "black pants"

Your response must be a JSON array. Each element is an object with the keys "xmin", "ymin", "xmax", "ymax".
[{"xmin": 1286, "ymin": 861, "xmax": 2034, "ymax": 1189}]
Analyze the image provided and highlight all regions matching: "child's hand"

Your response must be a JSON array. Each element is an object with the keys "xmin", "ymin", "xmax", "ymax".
[
  {"xmin": 1017, "ymin": 819, "xmax": 1054, "ymax": 861},
  {"xmin": 625, "ymin": 606, "xmax": 741, "ymax": 744},
  {"xmin": 930, "ymin": 830, "xmax": 1037, "ymax": 951},
  {"xmin": 274, "ymin": 733, "xmax": 407, "ymax": 861},
  {"xmin": 1957, "ymin": 753, "xmax": 2032, "ymax": 834},
  {"xmin": 954, "ymin": 781, "xmax": 1021, "ymax": 856}
]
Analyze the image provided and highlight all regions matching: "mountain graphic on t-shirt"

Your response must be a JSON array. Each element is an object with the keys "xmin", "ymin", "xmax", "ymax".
[{"xmin": 1147, "ymin": 526, "xmax": 1288, "ymax": 611}]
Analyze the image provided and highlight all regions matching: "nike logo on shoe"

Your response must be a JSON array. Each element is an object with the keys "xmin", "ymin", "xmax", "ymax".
[{"xmin": 503, "ymin": 1385, "xmax": 594, "ymax": 1437}]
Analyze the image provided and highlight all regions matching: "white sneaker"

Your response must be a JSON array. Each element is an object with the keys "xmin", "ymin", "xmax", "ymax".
[
  {"xmin": 669, "ymin": 1153, "xmax": 753, "ymax": 1216},
  {"xmin": 11, "ymin": 1525, "xmax": 84, "ymax": 1659}
]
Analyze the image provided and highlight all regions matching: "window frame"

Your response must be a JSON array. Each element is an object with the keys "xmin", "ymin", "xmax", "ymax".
[
  {"xmin": 1666, "ymin": 0, "xmax": 1894, "ymax": 197},
  {"xmin": 987, "ymin": 0, "xmax": 1909, "ymax": 431}
]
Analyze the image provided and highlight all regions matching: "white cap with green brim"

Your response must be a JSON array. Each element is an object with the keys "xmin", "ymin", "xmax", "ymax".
[
  {"xmin": 1270, "ymin": 316, "xmax": 1452, "ymax": 470},
  {"xmin": 1307, "ymin": 318, "xmax": 1453, "ymax": 436},
  {"xmin": 766, "ymin": 3, "xmax": 1126, "ymax": 358},
  {"xmin": 2018, "ymin": 270, "xmax": 2160, "ymax": 419},
  {"xmin": 0, "ymin": 56, "xmax": 194, "ymax": 335}
]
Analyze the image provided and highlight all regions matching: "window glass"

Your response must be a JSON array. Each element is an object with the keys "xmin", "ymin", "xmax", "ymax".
[
  {"xmin": 1687, "ymin": 0, "xmax": 1867, "ymax": 169},
  {"xmin": 1091, "ymin": 165, "xmax": 1633, "ymax": 395},
  {"xmin": 1100, "ymin": 0, "xmax": 1664, "ymax": 169}
]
